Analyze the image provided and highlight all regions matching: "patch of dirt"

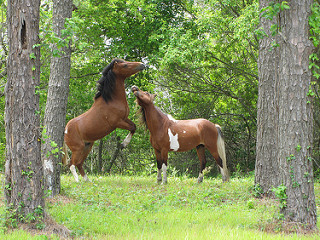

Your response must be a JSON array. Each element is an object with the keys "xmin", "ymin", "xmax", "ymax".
[
  {"xmin": 6, "ymin": 195, "xmax": 75, "ymax": 239},
  {"xmin": 260, "ymin": 219, "xmax": 319, "ymax": 236},
  {"xmin": 10, "ymin": 215, "xmax": 72, "ymax": 239},
  {"xmin": 47, "ymin": 194, "xmax": 74, "ymax": 205}
]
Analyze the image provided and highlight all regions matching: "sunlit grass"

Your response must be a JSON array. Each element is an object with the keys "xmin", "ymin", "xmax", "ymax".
[{"xmin": 1, "ymin": 174, "xmax": 320, "ymax": 239}]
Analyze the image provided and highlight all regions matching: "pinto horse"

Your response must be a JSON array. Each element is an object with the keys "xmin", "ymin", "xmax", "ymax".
[
  {"xmin": 132, "ymin": 86, "xmax": 229, "ymax": 184},
  {"xmin": 62, "ymin": 59, "xmax": 147, "ymax": 182}
]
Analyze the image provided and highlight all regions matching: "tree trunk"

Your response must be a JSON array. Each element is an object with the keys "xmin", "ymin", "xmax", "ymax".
[
  {"xmin": 5, "ymin": 0, "xmax": 44, "ymax": 223},
  {"xmin": 98, "ymin": 138, "xmax": 104, "ymax": 172},
  {"xmin": 277, "ymin": 0, "xmax": 316, "ymax": 227},
  {"xmin": 107, "ymin": 136, "xmax": 122, "ymax": 173},
  {"xmin": 256, "ymin": 0, "xmax": 317, "ymax": 229},
  {"xmin": 255, "ymin": 0, "xmax": 281, "ymax": 194},
  {"xmin": 42, "ymin": 0, "xmax": 72, "ymax": 197}
]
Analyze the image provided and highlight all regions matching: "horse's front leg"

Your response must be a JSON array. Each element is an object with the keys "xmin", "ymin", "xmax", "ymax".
[
  {"xmin": 116, "ymin": 118, "xmax": 136, "ymax": 148},
  {"xmin": 155, "ymin": 150, "xmax": 162, "ymax": 183},
  {"xmin": 159, "ymin": 149, "xmax": 169, "ymax": 184}
]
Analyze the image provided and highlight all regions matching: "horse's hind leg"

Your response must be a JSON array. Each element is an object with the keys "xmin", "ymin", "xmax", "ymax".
[
  {"xmin": 69, "ymin": 165, "xmax": 79, "ymax": 182},
  {"xmin": 196, "ymin": 144, "xmax": 206, "ymax": 183},
  {"xmin": 69, "ymin": 142, "xmax": 93, "ymax": 182},
  {"xmin": 69, "ymin": 152, "xmax": 81, "ymax": 182},
  {"xmin": 206, "ymin": 143, "xmax": 227, "ymax": 181},
  {"xmin": 77, "ymin": 142, "xmax": 94, "ymax": 182}
]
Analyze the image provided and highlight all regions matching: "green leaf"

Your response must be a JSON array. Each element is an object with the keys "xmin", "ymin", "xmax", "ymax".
[
  {"xmin": 50, "ymin": 141, "xmax": 58, "ymax": 148},
  {"xmin": 29, "ymin": 53, "xmax": 36, "ymax": 59}
]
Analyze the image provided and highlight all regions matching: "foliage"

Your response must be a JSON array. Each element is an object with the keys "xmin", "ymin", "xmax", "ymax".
[
  {"xmin": 309, "ymin": 1, "xmax": 320, "ymax": 176},
  {"xmin": 151, "ymin": 0, "xmax": 259, "ymax": 173},
  {"xmin": 272, "ymin": 184, "xmax": 287, "ymax": 211},
  {"xmin": 1, "ymin": 0, "xmax": 320, "ymax": 178},
  {"xmin": 0, "ymin": 0, "xmax": 260, "ymax": 177}
]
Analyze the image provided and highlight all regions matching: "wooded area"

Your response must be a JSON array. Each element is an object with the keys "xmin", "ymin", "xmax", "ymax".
[{"xmin": 1, "ymin": 0, "xmax": 320, "ymax": 233}]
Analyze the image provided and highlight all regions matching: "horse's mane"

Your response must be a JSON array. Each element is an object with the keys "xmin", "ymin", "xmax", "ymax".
[
  {"xmin": 95, "ymin": 58, "xmax": 124, "ymax": 102},
  {"xmin": 136, "ymin": 98, "xmax": 169, "ymax": 132},
  {"xmin": 138, "ymin": 107, "xmax": 148, "ymax": 131}
]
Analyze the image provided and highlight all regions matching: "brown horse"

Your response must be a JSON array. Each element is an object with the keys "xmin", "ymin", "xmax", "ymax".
[
  {"xmin": 62, "ymin": 59, "xmax": 147, "ymax": 182},
  {"xmin": 132, "ymin": 86, "xmax": 229, "ymax": 184}
]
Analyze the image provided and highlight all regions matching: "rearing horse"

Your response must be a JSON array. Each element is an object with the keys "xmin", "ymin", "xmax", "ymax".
[
  {"xmin": 132, "ymin": 86, "xmax": 229, "ymax": 184},
  {"xmin": 62, "ymin": 59, "xmax": 147, "ymax": 182}
]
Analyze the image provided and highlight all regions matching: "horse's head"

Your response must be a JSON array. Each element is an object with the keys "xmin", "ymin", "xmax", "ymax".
[
  {"xmin": 95, "ymin": 59, "xmax": 148, "ymax": 102},
  {"xmin": 132, "ymin": 86, "xmax": 156, "ymax": 107},
  {"xmin": 112, "ymin": 59, "xmax": 148, "ymax": 78}
]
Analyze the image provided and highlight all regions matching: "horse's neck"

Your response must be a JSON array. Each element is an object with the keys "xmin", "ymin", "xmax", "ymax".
[
  {"xmin": 144, "ymin": 105, "xmax": 168, "ymax": 134},
  {"xmin": 93, "ymin": 77, "xmax": 127, "ymax": 107},
  {"xmin": 113, "ymin": 77, "xmax": 127, "ymax": 100}
]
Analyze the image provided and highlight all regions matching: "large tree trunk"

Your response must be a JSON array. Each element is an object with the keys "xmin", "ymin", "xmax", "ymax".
[
  {"xmin": 277, "ymin": 0, "xmax": 316, "ymax": 227},
  {"xmin": 256, "ymin": 0, "xmax": 317, "ymax": 229},
  {"xmin": 5, "ymin": 0, "xmax": 44, "ymax": 222},
  {"xmin": 42, "ymin": 0, "xmax": 72, "ymax": 197},
  {"xmin": 255, "ymin": 0, "xmax": 281, "ymax": 194}
]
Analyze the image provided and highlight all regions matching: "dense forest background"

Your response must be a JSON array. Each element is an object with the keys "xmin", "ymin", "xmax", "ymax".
[{"xmin": 0, "ymin": 0, "xmax": 319, "ymax": 178}]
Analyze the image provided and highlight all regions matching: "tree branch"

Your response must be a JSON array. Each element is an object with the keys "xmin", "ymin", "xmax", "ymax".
[{"xmin": 70, "ymin": 72, "xmax": 100, "ymax": 79}]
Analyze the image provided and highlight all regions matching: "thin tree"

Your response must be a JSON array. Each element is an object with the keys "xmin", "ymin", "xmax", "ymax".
[
  {"xmin": 42, "ymin": 0, "xmax": 72, "ymax": 196},
  {"xmin": 255, "ymin": 0, "xmax": 317, "ymax": 229},
  {"xmin": 5, "ymin": 0, "xmax": 44, "ymax": 225}
]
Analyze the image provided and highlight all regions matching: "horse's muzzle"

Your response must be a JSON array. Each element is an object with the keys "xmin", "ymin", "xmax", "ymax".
[
  {"xmin": 136, "ymin": 63, "xmax": 149, "ymax": 71},
  {"xmin": 131, "ymin": 85, "xmax": 139, "ymax": 93}
]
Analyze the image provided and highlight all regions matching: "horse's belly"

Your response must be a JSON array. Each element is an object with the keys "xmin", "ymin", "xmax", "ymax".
[{"xmin": 168, "ymin": 131, "xmax": 200, "ymax": 152}]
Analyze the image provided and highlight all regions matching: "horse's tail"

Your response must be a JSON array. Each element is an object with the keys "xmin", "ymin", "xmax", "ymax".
[
  {"xmin": 216, "ymin": 124, "xmax": 230, "ymax": 182},
  {"xmin": 62, "ymin": 141, "xmax": 69, "ymax": 166}
]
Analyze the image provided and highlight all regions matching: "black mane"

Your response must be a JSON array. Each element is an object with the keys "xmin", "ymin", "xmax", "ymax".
[{"xmin": 95, "ymin": 58, "xmax": 124, "ymax": 102}]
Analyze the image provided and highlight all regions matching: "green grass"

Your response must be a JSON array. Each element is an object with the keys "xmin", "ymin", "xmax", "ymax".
[{"xmin": 1, "ymin": 174, "xmax": 320, "ymax": 239}]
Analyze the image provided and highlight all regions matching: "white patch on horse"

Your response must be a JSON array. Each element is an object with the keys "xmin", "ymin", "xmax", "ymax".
[
  {"xmin": 168, "ymin": 114, "xmax": 177, "ymax": 122},
  {"xmin": 122, "ymin": 132, "xmax": 132, "ymax": 148},
  {"xmin": 70, "ymin": 165, "xmax": 79, "ymax": 182},
  {"xmin": 183, "ymin": 130, "xmax": 186, "ymax": 134},
  {"xmin": 64, "ymin": 127, "xmax": 68, "ymax": 134},
  {"xmin": 157, "ymin": 168, "xmax": 162, "ymax": 183},
  {"xmin": 162, "ymin": 163, "xmax": 168, "ymax": 184},
  {"xmin": 168, "ymin": 128, "xmax": 179, "ymax": 151}
]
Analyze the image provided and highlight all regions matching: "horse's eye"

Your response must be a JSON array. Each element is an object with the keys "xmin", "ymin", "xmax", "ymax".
[{"xmin": 123, "ymin": 64, "xmax": 128, "ymax": 68}]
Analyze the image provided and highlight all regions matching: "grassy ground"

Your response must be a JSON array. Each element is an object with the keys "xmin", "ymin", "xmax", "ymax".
[{"xmin": 1, "ymin": 174, "xmax": 320, "ymax": 239}]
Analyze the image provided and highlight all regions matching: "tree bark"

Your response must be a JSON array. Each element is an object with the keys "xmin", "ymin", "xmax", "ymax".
[
  {"xmin": 107, "ymin": 136, "xmax": 122, "ymax": 173},
  {"xmin": 98, "ymin": 138, "xmax": 104, "ymax": 172},
  {"xmin": 255, "ymin": 0, "xmax": 281, "ymax": 194},
  {"xmin": 42, "ymin": 0, "xmax": 72, "ymax": 197},
  {"xmin": 277, "ymin": 0, "xmax": 316, "ymax": 227},
  {"xmin": 5, "ymin": 0, "xmax": 44, "ymax": 222},
  {"xmin": 256, "ymin": 0, "xmax": 317, "ymax": 229}
]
